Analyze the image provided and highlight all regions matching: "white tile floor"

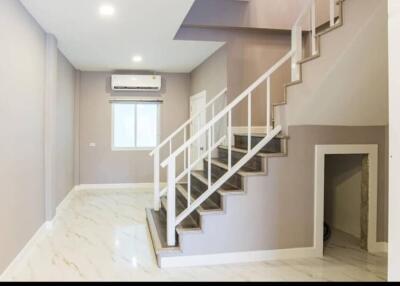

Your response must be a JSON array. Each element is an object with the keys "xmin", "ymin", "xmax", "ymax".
[{"xmin": 0, "ymin": 187, "xmax": 388, "ymax": 282}]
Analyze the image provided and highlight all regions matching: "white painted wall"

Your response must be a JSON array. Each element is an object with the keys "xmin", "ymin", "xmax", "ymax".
[
  {"xmin": 285, "ymin": 0, "xmax": 388, "ymax": 127},
  {"xmin": 388, "ymin": 0, "xmax": 400, "ymax": 281}
]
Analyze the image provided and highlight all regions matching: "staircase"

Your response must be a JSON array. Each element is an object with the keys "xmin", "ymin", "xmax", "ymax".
[{"xmin": 147, "ymin": 0, "xmax": 345, "ymax": 267}]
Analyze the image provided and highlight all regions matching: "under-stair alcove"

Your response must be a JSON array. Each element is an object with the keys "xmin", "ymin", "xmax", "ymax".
[{"xmin": 323, "ymin": 154, "xmax": 369, "ymax": 252}]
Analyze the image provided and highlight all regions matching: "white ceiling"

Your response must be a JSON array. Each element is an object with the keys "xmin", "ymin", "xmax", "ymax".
[{"xmin": 21, "ymin": 0, "xmax": 224, "ymax": 72}]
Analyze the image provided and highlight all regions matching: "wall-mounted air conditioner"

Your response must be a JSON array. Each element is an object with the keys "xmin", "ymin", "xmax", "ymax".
[{"xmin": 111, "ymin": 74, "xmax": 162, "ymax": 91}]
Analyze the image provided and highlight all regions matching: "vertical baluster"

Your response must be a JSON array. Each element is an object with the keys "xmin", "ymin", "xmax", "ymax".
[
  {"xmin": 248, "ymin": 93, "xmax": 252, "ymax": 152},
  {"xmin": 228, "ymin": 111, "xmax": 232, "ymax": 170},
  {"xmin": 291, "ymin": 24, "xmax": 302, "ymax": 81},
  {"xmin": 183, "ymin": 128, "xmax": 187, "ymax": 169},
  {"xmin": 208, "ymin": 129, "xmax": 212, "ymax": 189},
  {"xmin": 311, "ymin": 0, "xmax": 317, "ymax": 55},
  {"xmin": 330, "ymin": 0, "xmax": 335, "ymax": 27},
  {"xmin": 266, "ymin": 77, "xmax": 272, "ymax": 133},
  {"xmin": 167, "ymin": 159, "xmax": 176, "ymax": 246},
  {"xmin": 169, "ymin": 140, "xmax": 172, "ymax": 156},
  {"xmin": 187, "ymin": 144, "xmax": 191, "ymax": 208},
  {"xmin": 154, "ymin": 150, "xmax": 160, "ymax": 211},
  {"xmin": 212, "ymin": 103, "xmax": 215, "ymax": 145}
]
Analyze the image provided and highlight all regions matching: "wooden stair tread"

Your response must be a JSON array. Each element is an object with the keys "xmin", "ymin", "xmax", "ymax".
[
  {"xmin": 205, "ymin": 158, "xmax": 264, "ymax": 176},
  {"xmin": 234, "ymin": 133, "xmax": 288, "ymax": 139},
  {"xmin": 218, "ymin": 145, "xmax": 286, "ymax": 158},
  {"xmin": 192, "ymin": 170, "xmax": 240, "ymax": 192},
  {"xmin": 161, "ymin": 197, "xmax": 199, "ymax": 230},
  {"xmin": 146, "ymin": 208, "xmax": 180, "ymax": 252},
  {"xmin": 177, "ymin": 183, "xmax": 222, "ymax": 212}
]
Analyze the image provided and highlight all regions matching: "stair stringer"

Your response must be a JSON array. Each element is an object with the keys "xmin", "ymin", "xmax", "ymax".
[
  {"xmin": 272, "ymin": 0, "xmax": 346, "ymax": 134},
  {"xmin": 156, "ymin": 154, "xmax": 311, "ymax": 264}
]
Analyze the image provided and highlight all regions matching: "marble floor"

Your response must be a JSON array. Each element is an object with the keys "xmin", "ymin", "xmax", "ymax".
[{"xmin": 0, "ymin": 187, "xmax": 388, "ymax": 282}]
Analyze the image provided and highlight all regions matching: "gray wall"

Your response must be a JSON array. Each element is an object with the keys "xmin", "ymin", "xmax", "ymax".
[
  {"xmin": 286, "ymin": 0, "xmax": 389, "ymax": 127},
  {"xmin": 190, "ymin": 46, "xmax": 227, "ymax": 102},
  {"xmin": 55, "ymin": 51, "xmax": 76, "ymax": 207},
  {"xmin": 78, "ymin": 72, "xmax": 190, "ymax": 184},
  {"xmin": 0, "ymin": 0, "xmax": 77, "ymax": 272},
  {"xmin": 177, "ymin": 27, "xmax": 292, "ymax": 126},
  {"xmin": 0, "ymin": 0, "xmax": 46, "ymax": 273}
]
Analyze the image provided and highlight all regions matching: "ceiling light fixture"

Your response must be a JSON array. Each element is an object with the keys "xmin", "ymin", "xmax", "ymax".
[
  {"xmin": 99, "ymin": 4, "xmax": 115, "ymax": 17},
  {"xmin": 132, "ymin": 55, "xmax": 143, "ymax": 63}
]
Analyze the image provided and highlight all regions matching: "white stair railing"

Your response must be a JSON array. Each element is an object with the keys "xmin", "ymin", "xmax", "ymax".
[
  {"xmin": 154, "ymin": 0, "xmax": 340, "ymax": 246},
  {"xmin": 161, "ymin": 51, "xmax": 293, "ymax": 246},
  {"xmin": 150, "ymin": 88, "xmax": 227, "ymax": 211}
]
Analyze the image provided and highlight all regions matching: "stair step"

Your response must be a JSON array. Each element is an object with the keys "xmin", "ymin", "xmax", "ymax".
[
  {"xmin": 205, "ymin": 158, "xmax": 265, "ymax": 176},
  {"xmin": 218, "ymin": 145, "xmax": 286, "ymax": 158},
  {"xmin": 233, "ymin": 134, "xmax": 283, "ymax": 154},
  {"xmin": 146, "ymin": 208, "xmax": 181, "ymax": 252},
  {"xmin": 177, "ymin": 184, "xmax": 223, "ymax": 214},
  {"xmin": 217, "ymin": 147, "xmax": 263, "ymax": 172},
  {"xmin": 161, "ymin": 196, "xmax": 200, "ymax": 231},
  {"xmin": 202, "ymin": 159, "xmax": 242, "ymax": 190},
  {"xmin": 191, "ymin": 170, "xmax": 241, "ymax": 193}
]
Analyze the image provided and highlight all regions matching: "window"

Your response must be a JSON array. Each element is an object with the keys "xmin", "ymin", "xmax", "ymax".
[{"xmin": 112, "ymin": 102, "xmax": 160, "ymax": 150}]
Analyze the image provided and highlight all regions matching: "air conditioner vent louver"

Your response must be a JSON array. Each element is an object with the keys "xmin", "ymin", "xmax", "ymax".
[{"xmin": 112, "ymin": 75, "xmax": 162, "ymax": 92}]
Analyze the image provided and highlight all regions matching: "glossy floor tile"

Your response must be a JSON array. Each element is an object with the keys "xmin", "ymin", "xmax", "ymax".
[{"xmin": 0, "ymin": 187, "xmax": 388, "ymax": 282}]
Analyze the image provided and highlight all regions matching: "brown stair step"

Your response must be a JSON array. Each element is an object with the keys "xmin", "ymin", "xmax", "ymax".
[
  {"xmin": 218, "ymin": 145, "xmax": 286, "ymax": 158},
  {"xmin": 205, "ymin": 158, "xmax": 265, "ymax": 176},
  {"xmin": 192, "ymin": 170, "xmax": 240, "ymax": 192},
  {"xmin": 161, "ymin": 196, "xmax": 200, "ymax": 231},
  {"xmin": 233, "ymin": 134, "xmax": 283, "ymax": 154},
  {"xmin": 146, "ymin": 208, "xmax": 181, "ymax": 251},
  {"xmin": 217, "ymin": 147, "xmax": 263, "ymax": 172},
  {"xmin": 177, "ymin": 183, "xmax": 222, "ymax": 212}
]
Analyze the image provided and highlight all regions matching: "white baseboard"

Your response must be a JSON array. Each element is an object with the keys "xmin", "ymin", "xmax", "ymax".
[
  {"xmin": 370, "ymin": 242, "xmax": 388, "ymax": 253},
  {"xmin": 159, "ymin": 247, "xmax": 319, "ymax": 268},
  {"xmin": 56, "ymin": 186, "xmax": 78, "ymax": 215},
  {"xmin": 75, "ymin": 183, "xmax": 164, "ymax": 191},
  {"xmin": 0, "ymin": 221, "xmax": 53, "ymax": 280}
]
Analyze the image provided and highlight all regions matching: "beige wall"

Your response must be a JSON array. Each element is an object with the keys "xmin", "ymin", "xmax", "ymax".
[
  {"xmin": 286, "ymin": 0, "xmax": 389, "ymax": 127},
  {"xmin": 325, "ymin": 155, "xmax": 364, "ymax": 238},
  {"xmin": 190, "ymin": 46, "xmax": 227, "ymax": 101},
  {"xmin": 0, "ymin": 0, "xmax": 46, "ymax": 272},
  {"xmin": 177, "ymin": 27, "xmax": 292, "ymax": 126},
  {"xmin": 78, "ymin": 72, "xmax": 190, "ymax": 184},
  {"xmin": 55, "ymin": 51, "xmax": 76, "ymax": 207}
]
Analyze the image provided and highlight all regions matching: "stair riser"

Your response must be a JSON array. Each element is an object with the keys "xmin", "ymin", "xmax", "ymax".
[
  {"xmin": 234, "ymin": 136, "xmax": 281, "ymax": 153},
  {"xmin": 161, "ymin": 190, "xmax": 201, "ymax": 226},
  {"xmin": 203, "ymin": 161, "xmax": 242, "ymax": 190},
  {"xmin": 191, "ymin": 175, "xmax": 222, "ymax": 208},
  {"xmin": 218, "ymin": 148, "xmax": 262, "ymax": 172}
]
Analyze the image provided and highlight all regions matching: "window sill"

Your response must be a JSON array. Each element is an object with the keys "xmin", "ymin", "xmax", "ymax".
[{"xmin": 112, "ymin": 147, "xmax": 155, "ymax": 152}]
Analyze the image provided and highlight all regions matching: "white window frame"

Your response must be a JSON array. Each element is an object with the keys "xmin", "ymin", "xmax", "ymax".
[{"xmin": 111, "ymin": 101, "xmax": 161, "ymax": 151}]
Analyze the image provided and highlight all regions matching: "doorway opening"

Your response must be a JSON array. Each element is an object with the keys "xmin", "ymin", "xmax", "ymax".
[
  {"xmin": 323, "ymin": 154, "xmax": 369, "ymax": 252},
  {"xmin": 314, "ymin": 145, "xmax": 379, "ymax": 255}
]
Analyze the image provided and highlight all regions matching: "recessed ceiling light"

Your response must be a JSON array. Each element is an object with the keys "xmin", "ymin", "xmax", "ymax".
[
  {"xmin": 132, "ymin": 55, "xmax": 143, "ymax": 63},
  {"xmin": 99, "ymin": 4, "xmax": 115, "ymax": 17}
]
